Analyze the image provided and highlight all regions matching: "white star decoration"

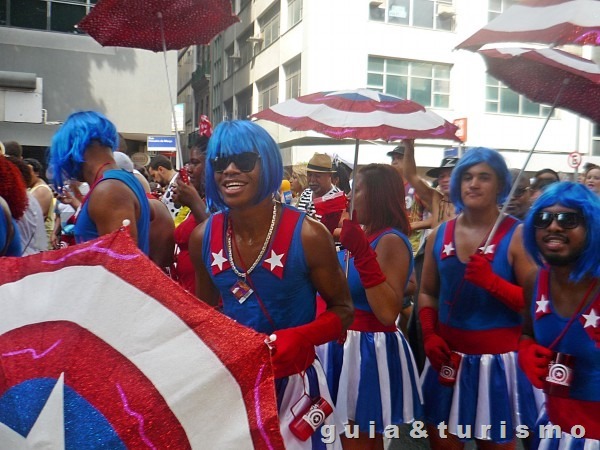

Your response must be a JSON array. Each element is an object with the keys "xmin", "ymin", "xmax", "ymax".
[
  {"xmin": 211, "ymin": 249, "xmax": 227, "ymax": 271},
  {"xmin": 536, "ymin": 295, "xmax": 550, "ymax": 314},
  {"xmin": 478, "ymin": 244, "xmax": 495, "ymax": 255},
  {"xmin": 0, "ymin": 373, "xmax": 65, "ymax": 448},
  {"xmin": 264, "ymin": 250, "xmax": 284, "ymax": 271},
  {"xmin": 443, "ymin": 243, "xmax": 455, "ymax": 256},
  {"xmin": 582, "ymin": 309, "xmax": 600, "ymax": 328}
]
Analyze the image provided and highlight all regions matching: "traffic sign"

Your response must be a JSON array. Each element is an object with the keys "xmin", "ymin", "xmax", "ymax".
[{"xmin": 567, "ymin": 151, "xmax": 582, "ymax": 168}]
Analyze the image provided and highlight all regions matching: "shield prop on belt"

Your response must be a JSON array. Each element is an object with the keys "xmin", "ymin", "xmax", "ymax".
[{"xmin": 0, "ymin": 230, "xmax": 282, "ymax": 449}]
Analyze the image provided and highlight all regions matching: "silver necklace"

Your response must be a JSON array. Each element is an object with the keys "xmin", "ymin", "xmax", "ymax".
[{"xmin": 227, "ymin": 203, "xmax": 277, "ymax": 279}]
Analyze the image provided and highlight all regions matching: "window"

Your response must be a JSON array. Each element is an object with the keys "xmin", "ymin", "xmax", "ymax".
[
  {"xmin": 288, "ymin": 0, "xmax": 302, "ymax": 28},
  {"xmin": 237, "ymin": 88, "xmax": 253, "ymax": 120},
  {"xmin": 259, "ymin": 6, "xmax": 280, "ymax": 48},
  {"xmin": 258, "ymin": 72, "xmax": 279, "ymax": 111},
  {"xmin": 3, "ymin": 0, "xmax": 96, "ymax": 32},
  {"xmin": 367, "ymin": 56, "xmax": 450, "ymax": 108},
  {"xmin": 239, "ymin": 31, "xmax": 254, "ymax": 66},
  {"xmin": 488, "ymin": 0, "xmax": 516, "ymax": 22},
  {"xmin": 285, "ymin": 58, "xmax": 301, "ymax": 99},
  {"xmin": 592, "ymin": 124, "xmax": 600, "ymax": 156},
  {"xmin": 369, "ymin": 0, "xmax": 454, "ymax": 31},
  {"xmin": 225, "ymin": 45, "xmax": 236, "ymax": 78},
  {"xmin": 485, "ymin": 75, "xmax": 554, "ymax": 117}
]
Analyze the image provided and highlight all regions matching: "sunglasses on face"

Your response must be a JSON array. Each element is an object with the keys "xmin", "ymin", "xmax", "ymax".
[
  {"xmin": 533, "ymin": 211, "xmax": 584, "ymax": 229},
  {"xmin": 210, "ymin": 152, "xmax": 260, "ymax": 173}
]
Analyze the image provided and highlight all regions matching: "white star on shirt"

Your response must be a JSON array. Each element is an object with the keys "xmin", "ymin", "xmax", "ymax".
[
  {"xmin": 264, "ymin": 250, "xmax": 284, "ymax": 271},
  {"xmin": 211, "ymin": 249, "xmax": 227, "ymax": 271},
  {"xmin": 0, "ymin": 373, "xmax": 65, "ymax": 448},
  {"xmin": 536, "ymin": 295, "xmax": 550, "ymax": 314},
  {"xmin": 478, "ymin": 244, "xmax": 496, "ymax": 255},
  {"xmin": 582, "ymin": 308, "xmax": 600, "ymax": 328},
  {"xmin": 443, "ymin": 243, "xmax": 455, "ymax": 256}
]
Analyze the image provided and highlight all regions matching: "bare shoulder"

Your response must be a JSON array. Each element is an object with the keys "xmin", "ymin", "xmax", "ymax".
[
  {"xmin": 91, "ymin": 178, "xmax": 137, "ymax": 203},
  {"xmin": 300, "ymin": 214, "xmax": 333, "ymax": 247}
]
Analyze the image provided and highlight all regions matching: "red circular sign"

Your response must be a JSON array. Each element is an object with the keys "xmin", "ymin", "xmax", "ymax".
[{"xmin": 568, "ymin": 152, "xmax": 582, "ymax": 168}]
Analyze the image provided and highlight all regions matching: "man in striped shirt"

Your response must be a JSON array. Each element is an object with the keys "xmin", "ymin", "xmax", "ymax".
[{"xmin": 297, "ymin": 153, "xmax": 340, "ymax": 219}]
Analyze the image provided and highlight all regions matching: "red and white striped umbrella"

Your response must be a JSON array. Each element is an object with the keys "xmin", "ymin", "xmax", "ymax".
[
  {"xmin": 457, "ymin": 0, "xmax": 600, "ymax": 51},
  {"xmin": 478, "ymin": 46, "xmax": 600, "ymax": 123},
  {"xmin": 251, "ymin": 89, "xmax": 459, "ymax": 142}
]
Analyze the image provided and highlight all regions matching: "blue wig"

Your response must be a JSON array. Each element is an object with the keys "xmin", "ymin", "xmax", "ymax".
[
  {"xmin": 523, "ymin": 182, "xmax": 600, "ymax": 282},
  {"xmin": 205, "ymin": 120, "xmax": 283, "ymax": 211},
  {"xmin": 48, "ymin": 111, "xmax": 118, "ymax": 188},
  {"xmin": 449, "ymin": 147, "xmax": 511, "ymax": 212}
]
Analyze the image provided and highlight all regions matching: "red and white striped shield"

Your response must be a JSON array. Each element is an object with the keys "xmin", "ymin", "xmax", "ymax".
[{"xmin": 0, "ymin": 230, "xmax": 283, "ymax": 449}]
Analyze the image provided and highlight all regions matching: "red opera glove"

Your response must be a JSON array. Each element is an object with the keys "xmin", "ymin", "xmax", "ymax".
[
  {"xmin": 518, "ymin": 338, "xmax": 553, "ymax": 389},
  {"xmin": 269, "ymin": 311, "xmax": 343, "ymax": 379},
  {"xmin": 419, "ymin": 306, "xmax": 451, "ymax": 372},
  {"xmin": 320, "ymin": 211, "xmax": 343, "ymax": 235},
  {"xmin": 465, "ymin": 254, "xmax": 525, "ymax": 311},
  {"xmin": 340, "ymin": 215, "xmax": 386, "ymax": 289}
]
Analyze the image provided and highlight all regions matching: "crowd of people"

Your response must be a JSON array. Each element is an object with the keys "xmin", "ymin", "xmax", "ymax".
[{"xmin": 1, "ymin": 111, "xmax": 599, "ymax": 450}]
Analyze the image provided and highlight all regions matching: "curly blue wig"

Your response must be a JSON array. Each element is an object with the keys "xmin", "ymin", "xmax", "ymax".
[
  {"xmin": 205, "ymin": 120, "xmax": 283, "ymax": 211},
  {"xmin": 449, "ymin": 147, "xmax": 511, "ymax": 212},
  {"xmin": 48, "ymin": 111, "xmax": 118, "ymax": 188},
  {"xmin": 524, "ymin": 182, "xmax": 600, "ymax": 282}
]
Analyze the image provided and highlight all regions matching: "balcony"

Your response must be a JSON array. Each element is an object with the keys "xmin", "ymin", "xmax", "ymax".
[{"xmin": 191, "ymin": 65, "xmax": 211, "ymax": 91}]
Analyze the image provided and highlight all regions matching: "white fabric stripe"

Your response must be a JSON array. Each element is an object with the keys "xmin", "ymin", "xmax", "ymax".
[
  {"xmin": 474, "ymin": 355, "xmax": 492, "ymax": 440},
  {"xmin": 395, "ymin": 334, "xmax": 416, "ymax": 423},
  {"xmin": 374, "ymin": 332, "xmax": 392, "ymax": 426},
  {"xmin": 584, "ymin": 438, "xmax": 600, "ymax": 450},
  {"xmin": 269, "ymin": 100, "xmax": 447, "ymax": 130},
  {"xmin": 336, "ymin": 331, "xmax": 361, "ymax": 423},
  {"xmin": 501, "ymin": 353, "xmax": 519, "ymax": 429},
  {"xmin": 485, "ymin": 1, "xmax": 600, "ymax": 32},
  {"xmin": 447, "ymin": 356, "xmax": 462, "ymax": 433},
  {"xmin": 278, "ymin": 361, "xmax": 342, "ymax": 450},
  {"xmin": 492, "ymin": 48, "xmax": 600, "ymax": 76}
]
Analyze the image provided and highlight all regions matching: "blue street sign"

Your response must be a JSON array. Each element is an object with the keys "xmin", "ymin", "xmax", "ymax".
[{"xmin": 147, "ymin": 136, "xmax": 176, "ymax": 152}]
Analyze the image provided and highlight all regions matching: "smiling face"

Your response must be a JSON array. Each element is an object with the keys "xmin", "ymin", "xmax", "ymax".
[
  {"xmin": 460, "ymin": 162, "xmax": 501, "ymax": 210},
  {"xmin": 213, "ymin": 155, "xmax": 261, "ymax": 209},
  {"xmin": 585, "ymin": 167, "xmax": 600, "ymax": 194},
  {"xmin": 535, "ymin": 204, "xmax": 587, "ymax": 267}
]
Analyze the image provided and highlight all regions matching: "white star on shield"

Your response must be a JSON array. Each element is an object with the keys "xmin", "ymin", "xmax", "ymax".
[
  {"xmin": 211, "ymin": 249, "xmax": 227, "ymax": 271},
  {"xmin": 582, "ymin": 308, "xmax": 600, "ymax": 328},
  {"xmin": 536, "ymin": 295, "xmax": 550, "ymax": 314},
  {"xmin": 443, "ymin": 243, "xmax": 455, "ymax": 256},
  {"xmin": 264, "ymin": 250, "xmax": 284, "ymax": 271}
]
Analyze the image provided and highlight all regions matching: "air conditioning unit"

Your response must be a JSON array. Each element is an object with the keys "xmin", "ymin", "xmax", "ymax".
[
  {"xmin": 247, "ymin": 34, "xmax": 263, "ymax": 44},
  {"xmin": 228, "ymin": 53, "xmax": 241, "ymax": 60},
  {"xmin": 437, "ymin": 3, "xmax": 456, "ymax": 18}
]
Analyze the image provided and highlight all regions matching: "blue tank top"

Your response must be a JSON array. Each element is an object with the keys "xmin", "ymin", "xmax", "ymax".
[
  {"xmin": 202, "ymin": 204, "xmax": 316, "ymax": 335},
  {"xmin": 75, "ymin": 169, "xmax": 150, "ymax": 255},
  {"xmin": 340, "ymin": 228, "xmax": 413, "ymax": 312},
  {"xmin": 532, "ymin": 268, "xmax": 600, "ymax": 402},
  {"xmin": 432, "ymin": 216, "xmax": 522, "ymax": 331}
]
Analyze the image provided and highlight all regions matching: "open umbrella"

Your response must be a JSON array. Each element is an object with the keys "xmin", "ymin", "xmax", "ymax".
[
  {"xmin": 77, "ymin": 0, "xmax": 239, "ymax": 166},
  {"xmin": 478, "ymin": 46, "xmax": 600, "ymax": 124},
  {"xmin": 457, "ymin": 0, "xmax": 600, "ymax": 51},
  {"xmin": 0, "ymin": 229, "xmax": 282, "ymax": 449}
]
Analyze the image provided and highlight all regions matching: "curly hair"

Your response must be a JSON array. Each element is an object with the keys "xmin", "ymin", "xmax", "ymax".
[
  {"xmin": 0, "ymin": 157, "xmax": 28, "ymax": 219},
  {"xmin": 524, "ymin": 181, "xmax": 600, "ymax": 282}
]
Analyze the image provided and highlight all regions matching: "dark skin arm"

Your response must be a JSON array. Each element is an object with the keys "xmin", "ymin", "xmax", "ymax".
[
  {"xmin": 172, "ymin": 178, "xmax": 209, "ymax": 223},
  {"xmin": 303, "ymin": 217, "xmax": 354, "ymax": 330},
  {"xmin": 418, "ymin": 226, "xmax": 441, "ymax": 312},
  {"xmin": 189, "ymin": 220, "xmax": 221, "ymax": 306},
  {"xmin": 521, "ymin": 269, "xmax": 538, "ymax": 340},
  {"xmin": 148, "ymin": 198, "xmax": 175, "ymax": 268},
  {"xmin": 87, "ymin": 179, "xmax": 141, "ymax": 243},
  {"xmin": 401, "ymin": 138, "xmax": 440, "ymax": 212}
]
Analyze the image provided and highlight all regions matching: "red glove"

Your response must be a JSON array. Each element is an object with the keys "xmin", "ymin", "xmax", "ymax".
[
  {"xmin": 419, "ymin": 306, "xmax": 451, "ymax": 372},
  {"xmin": 340, "ymin": 214, "xmax": 386, "ymax": 289},
  {"xmin": 518, "ymin": 338, "xmax": 553, "ymax": 389},
  {"xmin": 269, "ymin": 311, "xmax": 343, "ymax": 379},
  {"xmin": 465, "ymin": 254, "xmax": 525, "ymax": 312},
  {"xmin": 320, "ymin": 211, "xmax": 342, "ymax": 235}
]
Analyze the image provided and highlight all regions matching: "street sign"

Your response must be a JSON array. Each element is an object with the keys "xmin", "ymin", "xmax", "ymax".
[
  {"xmin": 567, "ymin": 151, "xmax": 582, "ymax": 168},
  {"xmin": 147, "ymin": 135, "xmax": 177, "ymax": 152}
]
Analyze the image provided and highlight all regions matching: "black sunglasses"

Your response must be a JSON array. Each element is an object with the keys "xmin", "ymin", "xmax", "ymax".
[
  {"xmin": 533, "ymin": 211, "xmax": 584, "ymax": 229},
  {"xmin": 210, "ymin": 152, "xmax": 260, "ymax": 173}
]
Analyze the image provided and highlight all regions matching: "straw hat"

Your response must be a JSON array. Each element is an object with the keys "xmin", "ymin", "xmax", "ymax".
[{"xmin": 306, "ymin": 153, "xmax": 335, "ymax": 173}]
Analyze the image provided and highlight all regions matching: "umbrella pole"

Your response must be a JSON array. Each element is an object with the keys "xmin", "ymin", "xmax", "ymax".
[
  {"xmin": 344, "ymin": 139, "xmax": 361, "ymax": 276},
  {"xmin": 158, "ymin": 12, "xmax": 183, "ymax": 169},
  {"xmin": 482, "ymin": 78, "xmax": 570, "ymax": 250}
]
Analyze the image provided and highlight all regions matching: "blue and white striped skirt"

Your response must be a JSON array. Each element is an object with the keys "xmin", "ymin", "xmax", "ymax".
[
  {"xmin": 421, "ymin": 351, "xmax": 544, "ymax": 443},
  {"xmin": 532, "ymin": 413, "xmax": 600, "ymax": 450},
  {"xmin": 276, "ymin": 360, "xmax": 343, "ymax": 450},
  {"xmin": 317, "ymin": 329, "xmax": 423, "ymax": 433}
]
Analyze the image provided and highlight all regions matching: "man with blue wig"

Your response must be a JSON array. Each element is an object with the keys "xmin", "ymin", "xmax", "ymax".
[
  {"xmin": 418, "ymin": 147, "xmax": 539, "ymax": 449},
  {"xmin": 48, "ymin": 111, "xmax": 150, "ymax": 254},
  {"xmin": 519, "ymin": 182, "xmax": 600, "ymax": 448},
  {"xmin": 189, "ymin": 120, "xmax": 353, "ymax": 449}
]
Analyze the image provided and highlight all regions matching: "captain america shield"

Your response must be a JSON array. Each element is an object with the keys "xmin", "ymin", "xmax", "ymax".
[{"xmin": 0, "ymin": 230, "xmax": 283, "ymax": 449}]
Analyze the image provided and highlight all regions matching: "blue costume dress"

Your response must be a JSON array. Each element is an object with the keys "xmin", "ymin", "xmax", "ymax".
[
  {"xmin": 318, "ymin": 228, "xmax": 423, "ymax": 433},
  {"xmin": 421, "ymin": 216, "xmax": 541, "ymax": 443},
  {"xmin": 75, "ymin": 169, "xmax": 150, "ymax": 255},
  {"xmin": 202, "ymin": 204, "xmax": 341, "ymax": 450},
  {"xmin": 0, "ymin": 209, "xmax": 22, "ymax": 256},
  {"xmin": 530, "ymin": 268, "xmax": 600, "ymax": 450}
]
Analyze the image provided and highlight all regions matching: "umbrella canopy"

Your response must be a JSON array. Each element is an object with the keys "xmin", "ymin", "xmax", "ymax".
[
  {"xmin": 479, "ymin": 47, "xmax": 600, "ymax": 123},
  {"xmin": 77, "ymin": 0, "xmax": 239, "ymax": 52},
  {"xmin": 252, "ymin": 89, "xmax": 459, "ymax": 142},
  {"xmin": 457, "ymin": 0, "xmax": 600, "ymax": 51}
]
